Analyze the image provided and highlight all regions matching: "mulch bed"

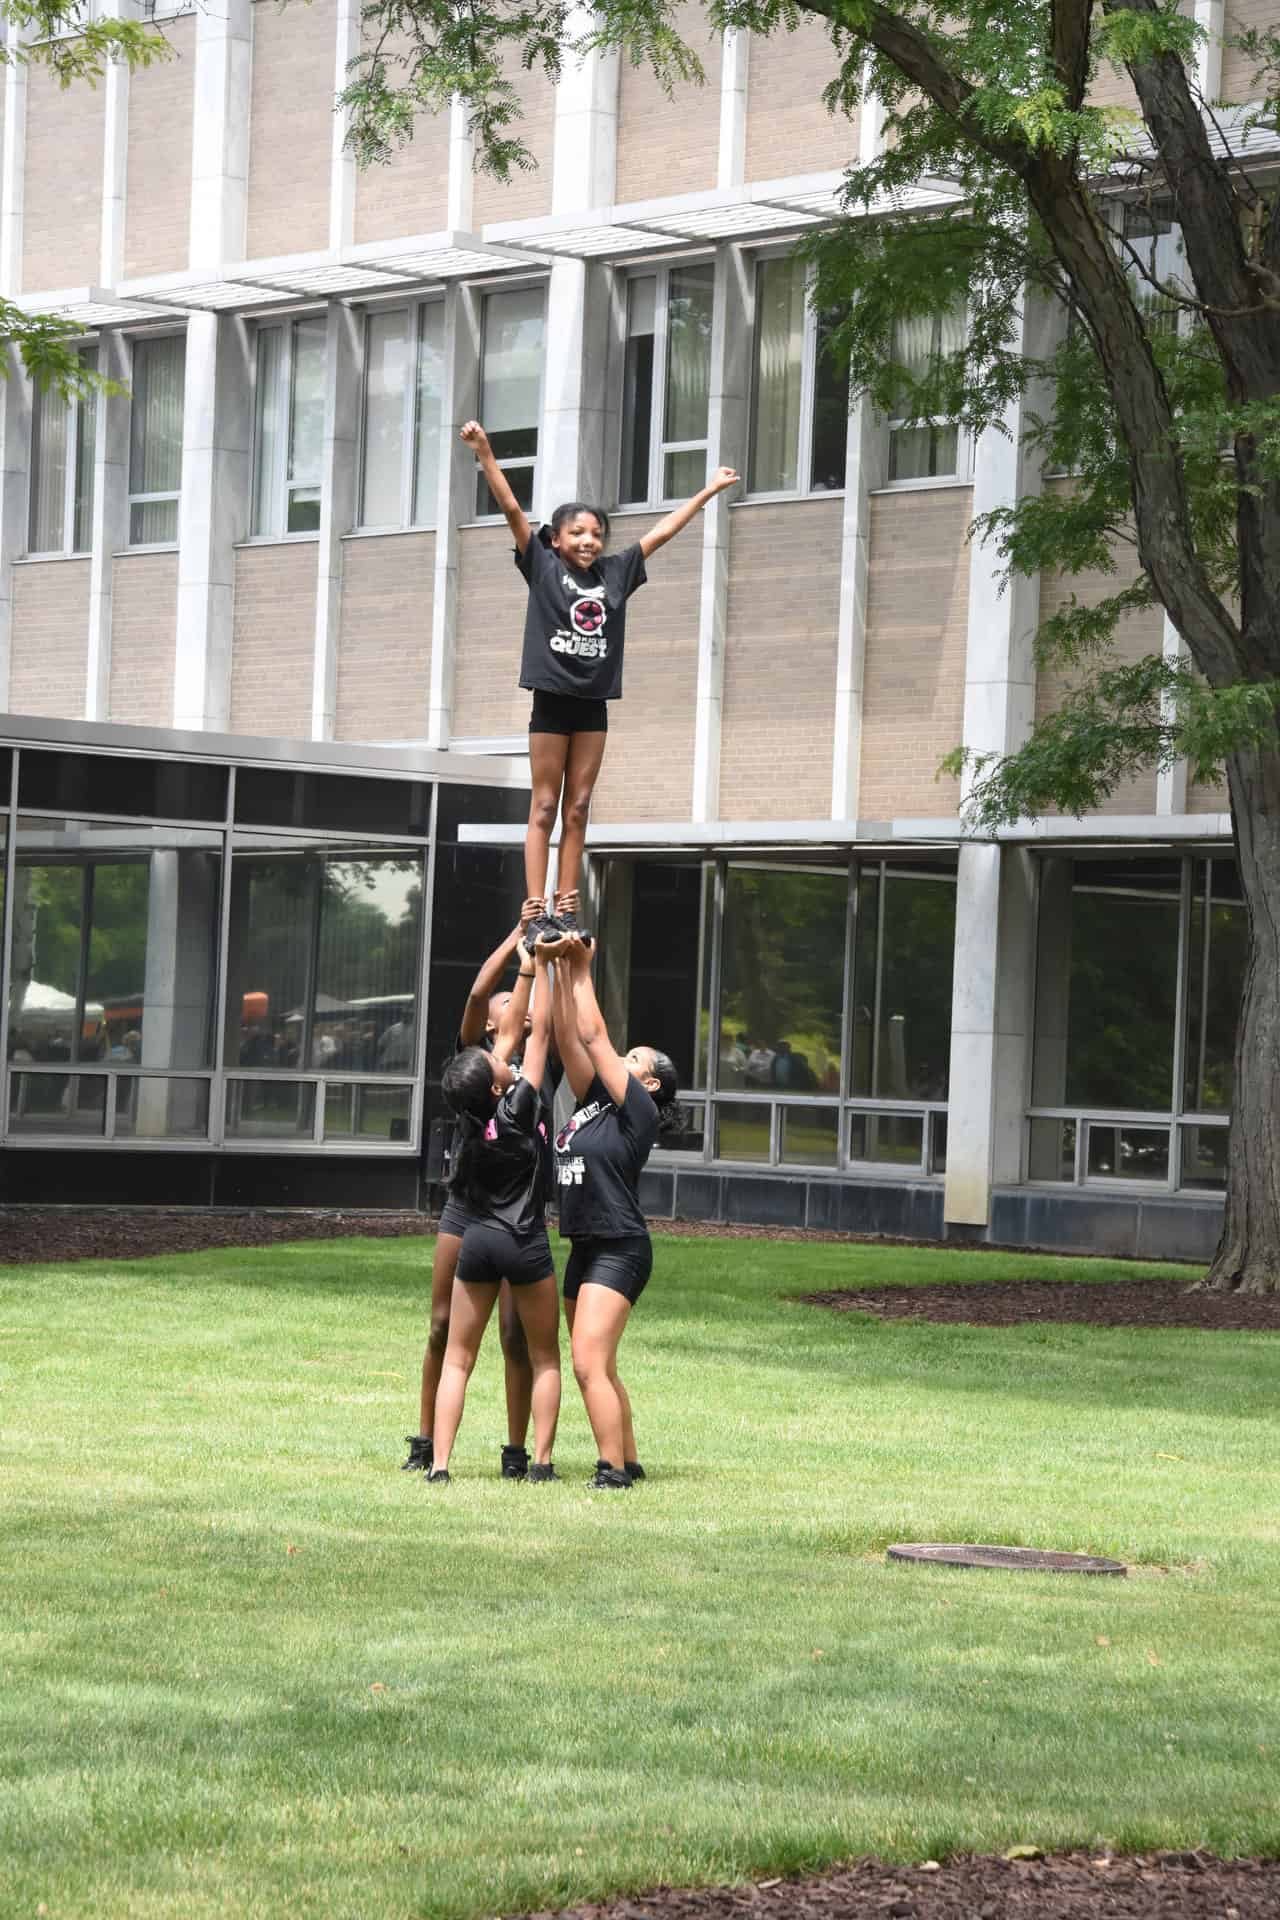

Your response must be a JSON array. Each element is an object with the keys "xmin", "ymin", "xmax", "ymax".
[
  {"xmin": 522, "ymin": 1853, "xmax": 1280, "ymax": 1920},
  {"xmin": 801, "ymin": 1278, "xmax": 1280, "ymax": 1332},
  {"xmin": 0, "ymin": 1208, "xmax": 437, "ymax": 1267}
]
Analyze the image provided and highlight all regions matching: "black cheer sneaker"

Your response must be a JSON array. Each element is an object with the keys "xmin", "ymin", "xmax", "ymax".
[
  {"xmin": 527, "ymin": 1462, "xmax": 559, "ymax": 1483},
  {"xmin": 588, "ymin": 1460, "xmax": 632, "ymax": 1490},
  {"xmin": 528, "ymin": 911, "xmax": 566, "ymax": 948},
  {"xmin": 425, "ymin": 1467, "xmax": 451, "ymax": 1486},
  {"xmin": 625, "ymin": 1460, "xmax": 645, "ymax": 1482},
  {"xmin": 553, "ymin": 904, "xmax": 594, "ymax": 948},
  {"xmin": 401, "ymin": 1434, "xmax": 433, "ymax": 1472},
  {"xmin": 501, "ymin": 1444, "xmax": 530, "ymax": 1480}
]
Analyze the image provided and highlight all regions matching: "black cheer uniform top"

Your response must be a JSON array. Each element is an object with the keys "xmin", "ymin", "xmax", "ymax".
[
  {"xmin": 553, "ymin": 1072, "xmax": 660, "ymax": 1239},
  {"xmin": 454, "ymin": 1075, "xmax": 548, "ymax": 1238},
  {"xmin": 515, "ymin": 534, "xmax": 647, "ymax": 702}
]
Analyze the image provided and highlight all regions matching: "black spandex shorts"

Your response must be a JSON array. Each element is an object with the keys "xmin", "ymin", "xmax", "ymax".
[
  {"xmin": 437, "ymin": 1195, "xmax": 478, "ymax": 1239},
  {"xmin": 529, "ymin": 689, "xmax": 609, "ymax": 736},
  {"xmin": 563, "ymin": 1234, "xmax": 653, "ymax": 1305},
  {"xmin": 456, "ymin": 1221, "xmax": 554, "ymax": 1288}
]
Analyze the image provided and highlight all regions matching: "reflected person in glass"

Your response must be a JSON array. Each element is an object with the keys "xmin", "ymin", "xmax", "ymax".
[{"xmin": 460, "ymin": 419, "xmax": 738, "ymax": 946}]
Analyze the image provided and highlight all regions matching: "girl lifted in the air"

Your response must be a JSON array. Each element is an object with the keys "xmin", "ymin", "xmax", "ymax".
[{"xmin": 461, "ymin": 421, "xmax": 738, "ymax": 946}]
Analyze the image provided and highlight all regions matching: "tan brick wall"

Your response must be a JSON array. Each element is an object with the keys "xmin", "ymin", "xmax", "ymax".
[
  {"xmin": 745, "ymin": 21, "xmax": 855, "ymax": 183},
  {"xmin": 230, "ymin": 542, "xmax": 318, "ymax": 737},
  {"xmin": 1036, "ymin": 508, "xmax": 1160, "ymax": 816},
  {"xmin": 1187, "ymin": 774, "xmax": 1229, "ymax": 813},
  {"xmin": 22, "ymin": 61, "xmax": 104, "ymax": 291},
  {"xmin": 108, "ymin": 553, "xmax": 178, "ymax": 725},
  {"xmin": 472, "ymin": 61, "xmax": 555, "ymax": 226},
  {"xmin": 592, "ymin": 515, "xmax": 698, "ymax": 824},
  {"xmin": 858, "ymin": 489, "xmax": 969, "ymax": 819},
  {"xmin": 353, "ymin": 30, "xmax": 450, "ymax": 242},
  {"xmin": 453, "ymin": 524, "xmax": 528, "ymax": 737},
  {"xmin": 9, "ymin": 560, "xmax": 90, "ymax": 719},
  {"xmin": 1221, "ymin": 0, "xmax": 1273, "ymax": 100},
  {"xmin": 615, "ymin": 5, "xmax": 723, "ymax": 203},
  {"xmin": 124, "ymin": 12, "xmax": 196, "ymax": 279},
  {"xmin": 335, "ymin": 532, "xmax": 434, "ymax": 739},
  {"xmin": 246, "ymin": 0, "xmax": 335, "ymax": 260},
  {"xmin": 719, "ymin": 500, "xmax": 841, "ymax": 820}
]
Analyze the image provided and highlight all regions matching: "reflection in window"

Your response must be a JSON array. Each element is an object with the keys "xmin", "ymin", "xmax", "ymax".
[
  {"xmin": 224, "ymin": 844, "xmax": 424, "ymax": 1073},
  {"xmin": 9, "ymin": 1072, "xmax": 106, "ymax": 1135},
  {"xmin": 8, "ymin": 818, "xmax": 220, "ymax": 1071},
  {"xmin": 1032, "ymin": 857, "xmax": 1181, "ymax": 1112},
  {"xmin": 129, "ymin": 334, "xmax": 185, "ymax": 544},
  {"xmin": 715, "ymin": 1100, "xmax": 771, "ymax": 1162},
  {"xmin": 718, "ymin": 867, "xmax": 846, "ymax": 1094},
  {"xmin": 620, "ymin": 864, "xmax": 707, "ymax": 1093},
  {"xmin": 1183, "ymin": 856, "xmax": 1246, "ymax": 1113},
  {"xmin": 253, "ymin": 315, "xmax": 327, "ymax": 537},
  {"xmin": 849, "ymin": 867, "xmax": 956, "ymax": 1101},
  {"xmin": 29, "ymin": 348, "xmax": 97, "ymax": 555},
  {"xmin": 780, "ymin": 1106, "xmax": 838, "ymax": 1168},
  {"xmin": 886, "ymin": 307, "xmax": 964, "ymax": 484},
  {"xmin": 476, "ymin": 286, "xmax": 544, "ymax": 515},
  {"xmin": 225, "ymin": 1079, "xmax": 316, "ymax": 1139},
  {"xmin": 748, "ymin": 256, "xmax": 850, "ymax": 496},
  {"xmin": 360, "ymin": 301, "xmax": 445, "ymax": 529},
  {"xmin": 620, "ymin": 266, "xmax": 716, "ymax": 504}
]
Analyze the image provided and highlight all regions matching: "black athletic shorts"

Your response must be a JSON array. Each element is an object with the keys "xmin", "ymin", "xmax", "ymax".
[
  {"xmin": 563, "ymin": 1234, "xmax": 653, "ymax": 1305},
  {"xmin": 529, "ymin": 689, "xmax": 609, "ymax": 736},
  {"xmin": 437, "ymin": 1195, "xmax": 478, "ymax": 1239},
  {"xmin": 456, "ymin": 1220, "xmax": 555, "ymax": 1288}
]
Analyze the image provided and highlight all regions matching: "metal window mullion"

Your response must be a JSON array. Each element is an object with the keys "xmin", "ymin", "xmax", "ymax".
[
  {"xmin": 103, "ymin": 1070, "xmax": 117, "ymax": 1142},
  {"xmin": 409, "ymin": 788, "xmax": 437, "ymax": 1160},
  {"xmin": 1168, "ymin": 852, "xmax": 1192, "ymax": 1190},
  {"xmin": 73, "ymin": 863, "xmax": 95, "ymax": 1066},
  {"xmin": 209, "ymin": 778, "xmax": 235, "ymax": 1147},
  {"xmin": 648, "ymin": 268, "xmax": 671, "ymax": 507},
  {"xmin": 870, "ymin": 860, "xmax": 885, "ymax": 1095},
  {"xmin": 704, "ymin": 857, "xmax": 725, "ymax": 1163},
  {"xmin": 0, "ymin": 753, "xmax": 19, "ymax": 1141},
  {"xmin": 838, "ymin": 855, "xmax": 857, "ymax": 1168},
  {"xmin": 1195, "ymin": 856, "xmax": 1212, "ymax": 1114},
  {"xmin": 312, "ymin": 1076, "xmax": 325, "ymax": 1143},
  {"xmin": 769, "ymin": 1100, "xmax": 781, "ymax": 1166},
  {"xmin": 62, "ymin": 388, "xmax": 80, "ymax": 558}
]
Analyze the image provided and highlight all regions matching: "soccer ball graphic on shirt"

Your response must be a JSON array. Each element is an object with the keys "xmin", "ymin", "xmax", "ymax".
[{"xmin": 570, "ymin": 595, "xmax": 606, "ymax": 637}]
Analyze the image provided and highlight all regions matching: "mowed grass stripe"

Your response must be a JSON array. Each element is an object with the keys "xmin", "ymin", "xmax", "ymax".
[{"xmin": 1, "ymin": 1234, "xmax": 1277, "ymax": 1920}]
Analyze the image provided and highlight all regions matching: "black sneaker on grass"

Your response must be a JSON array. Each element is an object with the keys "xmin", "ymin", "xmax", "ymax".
[
  {"xmin": 401, "ymin": 1433, "xmax": 433, "ymax": 1472},
  {"xmin": 588, "ymin": 1460, "xmax": 632, "ymax": 1490},
  {"xmin": 527, "ymin": 1462, "xmax": 559, "ymax": 1483},
  {"xmin": 425, "ymin": 1467, "xmax": 451, "ymax": 1486},
  {"xmin": 501, "ymin": 1444, "xmax": 530, "ymax": 1480},
  {"xmin": 625, "ymin": 1460, "xmax": 645, "ymax": 1482}
]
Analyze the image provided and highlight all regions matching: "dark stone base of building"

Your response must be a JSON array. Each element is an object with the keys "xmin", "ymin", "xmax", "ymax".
[{"xmin": 0, "ymin": 1151, "xmax": 422, "ymax": 1212}]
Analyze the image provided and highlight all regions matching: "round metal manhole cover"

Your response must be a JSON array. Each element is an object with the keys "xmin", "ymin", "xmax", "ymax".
[{"xmin": 888, "ymin": 1542, "xmax": 1127, "ymax": 1576}]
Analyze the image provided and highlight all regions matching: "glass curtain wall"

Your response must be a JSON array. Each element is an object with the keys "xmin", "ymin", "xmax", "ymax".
[
  {"xmin": 601, "ymin": 857, "xmax": 956, "ymax": 1174},
  {"xmin": 1029, "ymin": 853, "xmax": 1244, "ymax": 1189}
]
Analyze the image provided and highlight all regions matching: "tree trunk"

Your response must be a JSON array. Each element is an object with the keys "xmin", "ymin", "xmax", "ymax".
[{"xmin": 1202, "ymin": 740, "xmax": 1280, "ymax": 1292}]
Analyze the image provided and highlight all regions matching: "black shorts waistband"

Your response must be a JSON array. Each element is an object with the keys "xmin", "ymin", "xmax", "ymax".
[{"xmin": 529, "ymin": 689, "xmax": 609, "ymax": 736}]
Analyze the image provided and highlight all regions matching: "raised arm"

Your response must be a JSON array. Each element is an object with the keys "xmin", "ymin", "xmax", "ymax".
[
  {"xmin": 550, "ymin": 942, "xmax": 595, "ymax": 1101},
  {"xmin": 460, "ymin": 420, "xmax": 532, "ymax": 554},
  {"xmin": 564, "ymin": 935, "xmax": 630, "ymax": 1107},
  {"xmin": 638, "ymin": 467, "xmax": 739, "ymax": 560},
  {"xmin": 519, "ymin": 948, "xmax": 553, "ymax": 1092},
  {"xmin": 458, "ymin": 900, "xmax": 541, "ymax": 1046},
  {"xmin": 492, "ymin": 940, "xmax": 535, "ymax": 1064}
]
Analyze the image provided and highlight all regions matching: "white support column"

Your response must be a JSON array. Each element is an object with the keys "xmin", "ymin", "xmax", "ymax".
[
  {"xmin": 717, "ymin": 28, "xmax": 748, "ymax": 190},
  {"xmin": 830, "ymin": 396, "xmax": 885, "ymax": 818},
  {"xmin": 173, "ymin": 313, "xmax": 252, "ymax": 730},
  {"xmin": 311, "ymin": 299, "xmax": 360, "ymax": 739},
  {"xmin": 447, "ymin": 96, "xmax": 474, "ymax": 232},
  {"xmin": 0, "ymin": 24, "xmax": 27, "ymax": 297},
  {"xmin": 943, "ymin": 293, "xmax": 1051, "ymax": 1227},
  {"xmin": 943, "ymin": 842, "xmax": 1036, "ymax": 1226},
  {"xmin": 329, "ymin": 0, "xmax": 359, "ymax": 252},
  {"xmin": 174, "ymin": 0, "xmax": 252, "ymax": 730},
  {"xmin": 1195, "ymin": 0, "xmax": 1225, "ymax": 101},
  {"xmin": 1156, "ymin": 612, "xmax": 1190, "ymax": 814},
  {"xmin": 691, "ymin": 241, "xmax": 750, "ymax": 822},
  {"xmin": 189, "ymin": 0, "xmax": 251, "ymax": 269},
  {"xmin": 0, "ymin": 31, "xmax": 29, "ymax": 710},
  {"xmin": 84, "ymin": 328, "xmax": 131, "ymax": 721},
  {"xmin": 99, "ymin": 0, "xmax": 130, "ymax": 288},
  {"xmin": 427, "ymin": 281, "xmax": 480, "ymax": 746}
]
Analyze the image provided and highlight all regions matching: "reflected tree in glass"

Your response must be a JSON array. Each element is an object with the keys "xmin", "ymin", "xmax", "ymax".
[{"xmin": 718, "ymin": 868, "xmax": 845, "ymax": 1093}]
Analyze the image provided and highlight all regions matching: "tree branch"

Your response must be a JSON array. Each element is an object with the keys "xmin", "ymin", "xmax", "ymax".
[{"xmin": 1051, "ymin": 0, "xmax": 1092, "ymax": 111}]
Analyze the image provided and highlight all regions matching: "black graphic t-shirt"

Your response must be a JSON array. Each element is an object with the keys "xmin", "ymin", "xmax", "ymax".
[
  {"xmin": 454, "ymin": 1074, "xmax": 548, "ymax": 1237},
  {"xmin": 515, "ymin": 533, "xmax": 648, "ymax": 702},
  {"xmin": 554, "ymin": 1071, "xmax": 659, "ymax": 1239}
]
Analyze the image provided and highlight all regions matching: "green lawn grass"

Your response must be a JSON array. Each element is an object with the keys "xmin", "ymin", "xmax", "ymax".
[{"xmin": 2, "ymin": 1235, "xmax": 1278, "ymax": 1920}]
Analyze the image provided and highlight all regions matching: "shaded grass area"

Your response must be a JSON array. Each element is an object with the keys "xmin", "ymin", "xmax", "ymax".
[{"xmin": 1, "ymin": 1235, "xmax": 1277, "ymax": 1920}]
